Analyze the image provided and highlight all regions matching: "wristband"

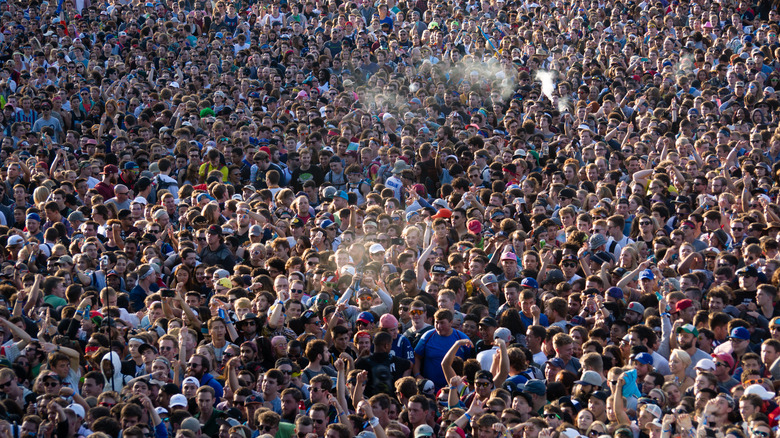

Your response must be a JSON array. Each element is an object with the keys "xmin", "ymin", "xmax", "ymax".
[
  {"xmin": 464, "ymin": 412, "xmax": 472, "ymax": 421},
  {"xmin": 369, "ymin": 417, "xmax": 379, "ymax": 427}
]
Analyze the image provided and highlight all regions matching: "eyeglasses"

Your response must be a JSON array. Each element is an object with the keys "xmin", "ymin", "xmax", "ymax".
[
  {"xmin": 233, "ymin": 400, "xmax": 245, "ymax": 406},
  {"xmin": 639, "ymin": 221, "xmax": 652, "ymax": 226},
  {"xmin": 291, "ymin": 289, "xmax": 304, "ymax": 294},
  {"xmin": 312, "ymin": 418, "xmax": 325, "ymax": 424},
  {"xmin": 410, "ymin": 309, "xmax": 424, "ymax": 316},
  {"xmin": 0, "ymin": 380, "xmax": 11, "ymax": 388},
  {"xmin": 259, "ymin": 425, "xmax": 273, "ymax": 433},
  {"xmin": 43, "ymin": 381, "xmax": 59, "ymax": 387},
  {"xmin": 752, "ymin": 431, "xmax": 769, "ymax": 438},
  {"xmin": 476, "ymin": 381, "xmax": 490, "ymax": 388},
  {"xmin": 562, "ymin": 262, "xmax": 576, "ymax": 268},
  {"xmin": 544, "ymin": 413, "xmax": 559, "ymax": 419}
]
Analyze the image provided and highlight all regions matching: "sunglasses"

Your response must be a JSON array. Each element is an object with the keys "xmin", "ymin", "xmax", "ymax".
[{"xmin": 410, "ymin": 309, "xmax": 424, "ymax": 316}]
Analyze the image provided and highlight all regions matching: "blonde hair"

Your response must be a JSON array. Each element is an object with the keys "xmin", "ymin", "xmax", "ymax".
[
  {"xmin": 670, "ymin": 349, "xmax": 691, "ymax": 368},
  {"xmin": 235, "ymin": 297, "xmax": 251, "ymax": 309},
  {"xmin": 33, "ymin": 186, "xmax": 50, "ymax": 207}
]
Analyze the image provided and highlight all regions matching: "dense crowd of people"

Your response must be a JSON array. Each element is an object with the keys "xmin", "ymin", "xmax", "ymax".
[{"xmin": 2, "ymin": 1, "xmax": 780, "ymax": 438}]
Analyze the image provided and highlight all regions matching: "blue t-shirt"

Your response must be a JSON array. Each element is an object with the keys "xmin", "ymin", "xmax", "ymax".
[
  {"xmin": 391, "ymin": 334, "xmax": 415, "ymax": 363},
  {"xmin": 520, "ymin": 312, "xmax": 549, "ymax": 328},
  {"xmin": 414, "ymin": 329, "xmax": 471, "ymax": 388}
]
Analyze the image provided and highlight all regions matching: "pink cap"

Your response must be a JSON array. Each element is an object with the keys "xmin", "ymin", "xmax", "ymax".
[
  {"xmin": 379, "ymin": 313, "xmax": 398, "ymax": 329},
  {"xmin": 500, "ymin": 252, "xmax": 517, "ymax": 261},
  {"xmin": 468, "ymin": 219, "xmax": 482, "ymax": 234}
]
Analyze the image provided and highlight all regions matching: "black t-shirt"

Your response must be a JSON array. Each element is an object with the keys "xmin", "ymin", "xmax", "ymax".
[
  {"xmin": 291, "ymin": 165, "xmax": 325, "ymax": 192},
  {"xmin": 355, "ymin": 352, "xmax": 412, "ymax": 397},
  {"xmin": 733, "ymin": 288, "xmax": 757, "ymax": 306}
]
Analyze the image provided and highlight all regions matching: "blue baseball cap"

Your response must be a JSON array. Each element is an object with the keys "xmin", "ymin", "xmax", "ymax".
[
  {"xmin": 607, "ymin": 287, "xmax": 624, "ymax": 299},
  {"xmin": 357, "ymin": 312, "xmax": 375, "ymax": 325},
  {"xmin": 638, "ymin": 269, "xmax": 655, "ymax": 280},
  {"xmin": 521, "ymin": 277, "xmax": 539, "ymax": 288},
  {"xmin": 631, "ymin": 352, "xmax": 653, "ymax": 365},
  {"xmin": 729, "ymin": 327, "xmax": 750, "ymax": 341},
  {"xmin": 26, "ymin": 213, "xmax": 41, "ymax": 222}
]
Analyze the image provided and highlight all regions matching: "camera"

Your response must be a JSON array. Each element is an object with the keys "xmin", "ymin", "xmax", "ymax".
[{"xmin": 161, "ymin": 289, "xmax": 175, "ymax": 298}]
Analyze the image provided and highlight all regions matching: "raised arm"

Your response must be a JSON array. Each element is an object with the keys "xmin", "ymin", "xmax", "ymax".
[
  {"xmin": 493, "ymin": 339, "xmax": 509, "ymax": 387},
  {"xmin": 613, "ymin": 374, "xmax": 631, "ymax": 426},
  {"xmin": 442, "ymin": 339, "xmax": 472, "ymax": 384},
  {"xmin": 0, "ymin": 316, "xmax": 32, "ymax": 353}
]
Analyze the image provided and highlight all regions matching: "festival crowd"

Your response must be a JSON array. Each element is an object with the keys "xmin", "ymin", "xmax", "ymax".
[{"xmin": 2, "ymin": 2, "xmax": 780, "ymax": 438}]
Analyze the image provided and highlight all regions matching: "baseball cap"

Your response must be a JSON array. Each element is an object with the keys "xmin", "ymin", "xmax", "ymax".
[
  {"xmin": 676, "ymin": 324, "xmax": 699, "ymax": 336},
  {"xmin": 378, "ymin": 314, "xmax": 398, "ymax": 329},
  {"xmin": 357, "ymin": 312, "xmax": 375, "ymax": 325},
  {"xmin": 546, "ymin": 357, "xmax": 565, "ymax": 368},
  {"xmin": 482, "ymin": 273, "xmax": 498, "ymax": 284},
  {"xmin": 101, "ymin": 164, "xmax": 119, "ymax": 174},
  {"xmin": 479, "ymin": 317, "xmax": 498, "ymax": 327},
  {"xmin": 494, "ymin": 327, "xmax": 512, "ymax": 343},
  {"xmin": 638, "ymin": 269, "xmax": 655, "ymax": 280},
  {"xmin": 627, "ymin": 302, "xmax": 645, "ymax": 314},
  {"xmin": 369, "ymin": 243, "xmax": 385, "ymax": 254},
  {"xmin": 575, "ymin": 370, "xmax": 602, "ymax": 386},
  {"xmin": 630, "ymin": 352, "xmax": 653, "ymax": 365},
  {"xmin": 521, "ymin": 277, "xmax": 539, "ymax": 288},
  {"xmin": 169, "ymin": 394, "xmax": 188, "ymax": 408},
  {"xmin": 415, "ymin": 425, "xmax": 434, "ymax": 438},
  {"xmin": 729, "ymin": 327, "xmax": 750, "ymax": 341},
  {"xmin": 695, "ymin": 358, "xmax": 716, "ymax": 371},
  {"xmin": 521, "ymin": 380, "xmax": 546, "ymax": 395},
  {"xmin": 675, "ymin": 299, "xmax": 693, "ymax": 312}
]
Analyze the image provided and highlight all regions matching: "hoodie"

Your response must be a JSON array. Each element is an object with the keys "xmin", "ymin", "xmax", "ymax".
[{"xmin": 101, "ymin": 351, "xmax": 132, "ymax": 392}]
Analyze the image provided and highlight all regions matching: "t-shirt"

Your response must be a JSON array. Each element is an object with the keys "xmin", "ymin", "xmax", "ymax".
[
  {"xmin": 355, "ymin": 352, "xmax": 411, "ymax": 397},
  {"xmin": 414, "ymin": 329, "xmax": 471, "ymax": 388},
  {"xmin": 301, "ymin": 365, "xmax": 337, "ymax": 385},
  {"xmin": 44, "ymin": 295, "xmax": 67, "ymax": 309},
  {"xmin": 291, "ymin": 165, "xmax": 324, "ymax": 192}
]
